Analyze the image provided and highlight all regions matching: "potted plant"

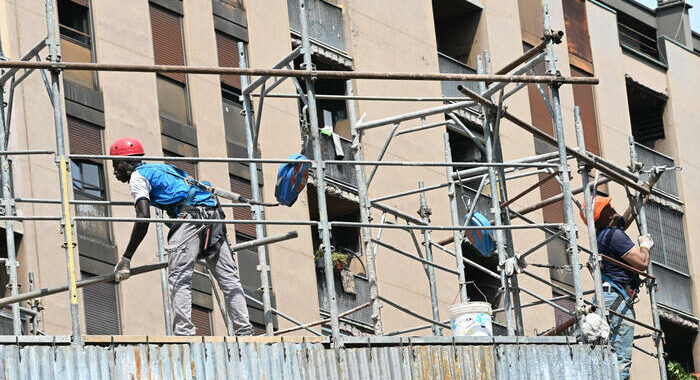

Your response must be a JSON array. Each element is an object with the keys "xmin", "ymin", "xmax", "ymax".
[{"xmin": 314, "ymin": 249, "xmax": 350, "ymax": 272}]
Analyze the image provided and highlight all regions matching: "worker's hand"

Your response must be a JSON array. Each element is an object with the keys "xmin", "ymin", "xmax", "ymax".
[
  {"xmin": 638, "ymin": 234, "xmax": 654, "ymax": 251},
  {"xmin": 114, "ymin": 257, "xmax": 131, "ymax": 282}
]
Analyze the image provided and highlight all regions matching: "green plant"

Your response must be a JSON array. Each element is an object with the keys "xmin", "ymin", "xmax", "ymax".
[
  {"xmin": 314, "ymin": 249, "xmax": 349, "ymax": 270},
  {"xmin": 668, "ymin": 361, "xmax": 697, "ymax": 380}
]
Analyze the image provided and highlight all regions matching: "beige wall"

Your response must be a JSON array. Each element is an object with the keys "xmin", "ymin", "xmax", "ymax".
[{"xmin": 0, "ymin": 1, "xmax": 698, "ymax": 375}]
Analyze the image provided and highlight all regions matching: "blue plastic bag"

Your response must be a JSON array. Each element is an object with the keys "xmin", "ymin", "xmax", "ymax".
[
  {"xmin": 275, "ymin": 154, "xmax": 310, "ymax": 207},
  {"xmin": 464, "ymin": 212, "xmax": 495, "ymax": 257}
]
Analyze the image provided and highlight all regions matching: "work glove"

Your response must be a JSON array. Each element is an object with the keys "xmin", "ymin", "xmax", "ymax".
[
  {"xmin": 638, "ymin": 234, "xmax": 654, "ymax": 251},
  {"xmin": 114, "ymin": 257, "xmax": 131, "ymax": 282}
]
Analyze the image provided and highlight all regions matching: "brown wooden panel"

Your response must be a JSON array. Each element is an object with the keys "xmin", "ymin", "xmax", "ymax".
[
  {"xmin": 562, "ymin": 0, "xmax": 593, "ymax": 63},
  {"xmin": 67, "ymin": 117, "xmax": 103, "ymax": 156},
  {"xmin": 191, "ymin": 305, "xmax": 212, "ymax": 336},
  {"xmin": 571, "ymin": 66, "xmax": 600, "ymax": 156},
  {"xmin": 150, "ymin": 4, "xmax": 186, "ymax": 83},
  {"xmin": 216, "ymin": 32, "xmax": 241, "ymax": 89},
  {"xmin": 230, "ymin": 175, "xmax": 255, "ymax": 237}
]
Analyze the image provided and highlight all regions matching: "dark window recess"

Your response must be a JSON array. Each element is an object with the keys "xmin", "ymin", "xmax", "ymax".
[
  {"xmin": 570, "ymin": 66, "xmax": 600, "ymax": 156},
  {"xmin": 230, "ymin": 175, "xmax": 255, "ymax": 237},
  {"xmin": 216, "ymin": 32, "xmax": 242, "ymax": 89},
  {"xmin": 191, "ymin": 305, "xmax": 213, "ymax": 336},
  {"xmin": 222, "ymin": 87, "xmax": 248, "ymax": 161},
  {"xmin": 617, "ymin": 12, "xmax": 659, "ymax": 60},
  {"xmin": 307, "ymin": 186, "xmax": 360, "ymax": 258},
  {"xmin": 163, "ymin": 150, "xmax": 197, "ymax": 178},
  {"xmin": 432, "ymin": 0, "xmax": 481, "ymax": 63},
  {"xmin": 448, "ymin": 127, "xmax": 484, "ymax": 188},
  {"xmin": 81, "ymin": 272, "xmax": 121, "ymax": 335},
  {"xmin": 662, "ymin": 319, "xmax": 696, "ymax": 376},
  {"xmin": 562, "ymin": 0, "xmax": 592, "ymax": 63},
  {"xmin": 626, "ymin": 77, "xmax": 667, "ymax": 147},
  {"xmin": 57, "ymin": 0, "xmax": 95, "ymax": 88}
]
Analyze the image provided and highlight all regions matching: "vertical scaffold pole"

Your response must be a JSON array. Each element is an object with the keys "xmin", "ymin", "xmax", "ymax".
[
  {"xmin": 477, "ymin": 55, "xmax": 514, "ymax": 335},
  {"xmin": 483, "ymin": 50, "xmax": 524, "ymax": 335},
  {"xmin": 573, "ymin": 107, "xmax": 606, "ymax": 317},
  {"xmin": 46, "ymin": 0, "xmax": 82, "ymax": 344},
  {"xmin": 347, "ymin": 80, "xmax": 383, "ymax": 335},
  {"xmin": 629, "ymin": 139, "xmax": 667, "ymax": 380},
  {"xmin": 0, "ymin": 33, "xmax": 21, "ymax": 335},
  {"xmin": 418, "ymin": 181, "xmax": 441, "ymax": 336},
  {"xmin": 155, "ymin": 209, "xmax": 173, "ymax": 335},
  {"xmin": 238, "ymin": 43, "xmax": 274, "ymax": 335},
  {"xmin": 299, "ymin": 0, "xmax": 341, "ymax": 344},
  {"xmin": 543, "ymin": 4, "xmax": 585, "ymax": 336},
  {"xmin": 444, "ymin": 134, "xmax": 468, "ymax": 303}
]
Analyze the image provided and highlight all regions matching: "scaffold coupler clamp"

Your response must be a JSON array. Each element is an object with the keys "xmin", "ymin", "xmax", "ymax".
[
  {"xmin": 543, "ymin": 29, "xmax": 564, "ymax": 45},
  {"xmin": 417, "ymin": 205, "xmax": 431, "ymax": 220}
]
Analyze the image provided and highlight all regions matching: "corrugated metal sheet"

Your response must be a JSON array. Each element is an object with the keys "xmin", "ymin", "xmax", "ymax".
[{"xmin": 0, "ymin": 340, "xmax": 619, "ymax": 379}]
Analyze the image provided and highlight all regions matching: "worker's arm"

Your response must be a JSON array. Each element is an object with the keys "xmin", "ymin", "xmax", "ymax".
[
  {"xmin": 622, "ymin": 170, "xmax": 662, "ymax": 230},
  {"xmin": 123, "ymin": 198, "xmax": 151, "ymax": 259},
  {"xmin": 621, "ymin": 246, "xmax": 650, "ymax": 271},
  {"xmin": 114, "ymin": 199, "xmax": 151, "ymax": 282}
]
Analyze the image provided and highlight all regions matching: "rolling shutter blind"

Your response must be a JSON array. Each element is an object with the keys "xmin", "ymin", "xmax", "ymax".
[
  {"xmin": 67, "ymin": 117, "xmax": 103, "ymax": 156},
  {"xmin": 216, "ymin": 32, "xmax": 241, "ymax": 89},
  {"xmin": 68, "ymin": 0, "xmax": 89, "ymax": 7},
  {"xmin": 230, "ymin": 175, "xmax": 255, "ymax": 237},
  {"xmin": 191, "ymin": 305, "xmax": 212, "ymax": 336},
  {"xmin": 82, "ymin": 272, "xmax": 121, "ymax": 335},
  {"xmin": 562, "ymin": 0, "xmax": 593, "ymax": 63},
  {"xmin": 164, "ymin": 151, "xmax": 197, "ymax": 178},
  {"xmin": 570, "ymin": 66, "xmax": 600, "ymax": 156},
  {"xmin": 150, "ymin": 4, "xmax": 186, "ymax": 83}
]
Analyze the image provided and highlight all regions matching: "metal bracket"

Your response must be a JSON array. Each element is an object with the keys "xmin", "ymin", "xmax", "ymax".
[
  {"xmin": 416, "ymin": 205, "xmax": 431, "ymax": 219},
  {"xmin": 544, "ymin": 29, "xmax": 564, "ymax": 45}
]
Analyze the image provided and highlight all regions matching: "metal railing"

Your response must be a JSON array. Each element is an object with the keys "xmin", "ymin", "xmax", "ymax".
[{"xmin": 635, "ymin": 143, "xmax": 678, "ymax": 197}]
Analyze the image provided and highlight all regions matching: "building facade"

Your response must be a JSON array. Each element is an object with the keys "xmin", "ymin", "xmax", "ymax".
[{"xmin": 0, "ymin": 0, "xmax": 697, "ymax": 377}]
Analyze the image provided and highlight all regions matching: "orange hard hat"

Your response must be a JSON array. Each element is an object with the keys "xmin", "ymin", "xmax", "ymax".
[{"xmin": 579, "ymin": 196, "xmax": 612, "ymax": 225}]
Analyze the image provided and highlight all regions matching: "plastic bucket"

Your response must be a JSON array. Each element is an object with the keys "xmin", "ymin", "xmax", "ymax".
[{"xmin": 448, "ymin": 301, "xmax": 493, "ymax": 337}]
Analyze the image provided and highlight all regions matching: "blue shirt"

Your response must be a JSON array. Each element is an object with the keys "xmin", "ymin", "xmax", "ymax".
[
  {"xmin": 130, "ymin": 164, "xmax": 216, "ymax": 214},
  {"xmin": 597, "ymin": 217, "xmax": 636, "ymax": 288}
]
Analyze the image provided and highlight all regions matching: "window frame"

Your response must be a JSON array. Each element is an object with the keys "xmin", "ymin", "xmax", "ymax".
[{"xmin": 57, "ymin": 0, "xmax": 99, "ymax": 89}]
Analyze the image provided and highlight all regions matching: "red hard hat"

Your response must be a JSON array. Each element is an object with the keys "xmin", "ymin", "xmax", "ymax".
[
  {"xmin": 109, "ymin": 137, "xmax": 145, "ymax": 156},
  {"xmin": 579, "ymin": 196, "xmax": 612, "ymax": 225}
]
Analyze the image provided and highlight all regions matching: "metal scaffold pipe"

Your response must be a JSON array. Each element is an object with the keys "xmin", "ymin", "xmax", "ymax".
[
  {"xmin": 0, "ymin": 60, "xmax": 600, "ymax": 85},
  {"xmin": 298, "ymin": 0, "xmax": 341, "ymax": 345},
  {"xmin": 0, "ymin": 231, "xmax": 299, "ymax": 308},
  {"xmin": 418, "ymin": 182, "xmax": 441, "ymax": 336}
]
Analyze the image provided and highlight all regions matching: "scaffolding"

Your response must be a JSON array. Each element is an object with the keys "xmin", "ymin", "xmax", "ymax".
[{"xmin": 0, "ymin": 0, "xmax": 673, "ymax": 378}]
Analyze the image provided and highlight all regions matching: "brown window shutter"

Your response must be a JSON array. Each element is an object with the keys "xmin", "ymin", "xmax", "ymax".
[
  {"xmin": 67, "ymin": 117, "xmax": 103, "ymax": 156},
  {"xmin": 216, "ymin": 32, "xmax": 241, "ymax": 89},
  {"xmin": 150, "ymin": 4, "xmax": 186, "ymax": 83},
  {"xmin": 571, "ymin": 66, "xmax": 600, "ymax": 156},
  {"xmin": 230, "ymin": 175, "xmax": 255, "ymax": 237},
  {"xmin": 68, "ymin": 0, "xmax": 89, "ymax": 7},
  {"xmin": 562, "ymin": 0, "xmax": 593, "ymax": 63},
  {"xmin": 81, "ymin": 272, "xmax": 121, "ymax": 335},
  {"xmin": 191, "ymin": 305, "xmax": 212, "ymax": 336}
]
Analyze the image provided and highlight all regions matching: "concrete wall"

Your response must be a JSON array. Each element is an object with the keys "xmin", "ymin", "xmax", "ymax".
[{"xmin": 0, "ymin": 1, "xmax": 698, "ymax": 376}]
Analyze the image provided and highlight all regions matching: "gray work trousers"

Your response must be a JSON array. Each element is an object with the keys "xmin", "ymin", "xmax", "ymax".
[{"xmin": 167, "ymin": 216, "xmax": 253, "ymax": 336}]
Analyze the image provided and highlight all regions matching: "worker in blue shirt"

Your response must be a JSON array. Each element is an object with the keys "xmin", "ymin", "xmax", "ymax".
[
  {"xmin": 109, "ymin": 137, "xmax": 252, "ymax": 336},
  {"xmin": 582, "ymin": 188, "xmax": 655, "ymax": 380}
]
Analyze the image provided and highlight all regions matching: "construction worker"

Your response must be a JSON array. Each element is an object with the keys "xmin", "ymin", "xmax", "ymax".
[
  {"xmin": 109, "ymin": 137, "xmax": 253, "ymax": 336},
  {"xmin": 582, "ymin": 193, "xmax": 654, "ymax": 380}
]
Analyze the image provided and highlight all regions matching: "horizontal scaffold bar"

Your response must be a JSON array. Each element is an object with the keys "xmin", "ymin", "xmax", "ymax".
[{"xmin": 0, "ymin": 60, "xmax": 600, "ymax": 84}]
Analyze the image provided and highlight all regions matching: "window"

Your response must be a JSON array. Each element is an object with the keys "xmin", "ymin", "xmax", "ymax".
[
  {"xmin": 431, "ymin": 0, "xmax": 482, "ymax": 63},
  {"xmin": 191, "ymin": 305, "xmax": 212, "ymax": 336},
  {"xmin": 307, "ymin": 186, "xmax": 360, "ymax": 257},
  {"xmin": 562, "ymin": 0, "xmax": 593, "ymax": 64},
  {"xmin": 57, "ymin": 0, "xmax": 96, "ymax": 88},
  {"xmin": 71, "ymin": 161, "xmax": 104, "ymax": 199},
  {"xmin": 617, "ymin": 12, "xmax": 660, "ymax": 60},
  {"xmin": 81, "ymin": 272, "xmax": 121, "ymax": 335},
  {"xmin": 230, "ymin": 175, "xmax": 255, "ymax": 237},
  {"xmin": 216, "ymin": 32, "xmax": 242, "ymax": 90},
  {"xmin": 570, "ymin": 66, "xmax": 600, "ymax": 156},
  {"xmin": 150, "ymin": 4, "xmax": 191, "ymax": 126},
  {"xmin": 222, "ymin": 87, "xmax": 247, "ymax": 160},
  {"xmin": 626, "ymin": 77, "xmax": 667, "ymax": 147}
]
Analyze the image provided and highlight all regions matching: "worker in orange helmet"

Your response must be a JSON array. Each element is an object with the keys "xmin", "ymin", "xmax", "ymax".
[{"xmin": 580, "ymin": 171, "xmax": 660, "ymax": 380}]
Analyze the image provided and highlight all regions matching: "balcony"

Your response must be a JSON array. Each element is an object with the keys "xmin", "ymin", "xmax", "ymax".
[
  {"xmin": 287, "ymin": 0, "xmax": 346, "ymax": 52},
  {"xmin": 306, "ymin": 133, "xmax": 357, "ymax": 189},
  {"xmin": 635, "ymin": 143, "xmax": 678, "ymax": 198}
]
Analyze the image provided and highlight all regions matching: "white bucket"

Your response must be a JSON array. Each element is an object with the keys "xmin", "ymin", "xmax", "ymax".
[{"xmin": 448, "ymin": 301, "xmax": 493, "ymax": 337}]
